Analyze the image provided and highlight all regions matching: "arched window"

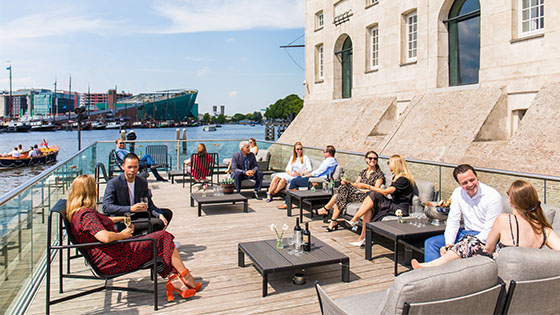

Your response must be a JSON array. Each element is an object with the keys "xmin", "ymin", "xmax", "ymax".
[
  {"xmin": 341, "ymin": 37, "xmax": 353, "ymax": 98},
  {"xmin": 446, "ymin": 0, "xmax": 480, "ymax": 86}
]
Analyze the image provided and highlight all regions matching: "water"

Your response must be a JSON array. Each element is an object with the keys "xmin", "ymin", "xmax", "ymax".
[{"xmin": 0, "ymin": 124, "xmax": 265, "ymax": 197}]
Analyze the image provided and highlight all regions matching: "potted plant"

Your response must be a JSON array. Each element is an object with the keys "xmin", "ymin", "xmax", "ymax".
[{"xmin": 220, "ymin": 177, "xmax": 235, "ymax": 194}]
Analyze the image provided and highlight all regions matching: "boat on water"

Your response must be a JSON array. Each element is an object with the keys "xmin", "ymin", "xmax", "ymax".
[
  {"xmin": 106, "ymin": 121, "xmax": 123, "ymax": 129},
  {"xmin": 91, "ymin": 121, "xmax": 107, "ymax": 130},
  {"xmin": 30, "ymin": 120, "xmax": 56, "ymax": 132},
  {"xmin": 0, "ymin": 146, "xmax": 59, "ymax": 168},
  {"xmin": 131, "ymin": 121, "xmax": 147, "ymax": 129},
  {"xmin": 6, "ymin": 121, "xmax": 31, "ymax": 132},
  {"xmin": 203, "ymin": 125, "xmax": 217, "ymax": 132}
]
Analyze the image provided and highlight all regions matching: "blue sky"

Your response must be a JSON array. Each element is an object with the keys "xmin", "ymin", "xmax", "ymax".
[{"xmin": 0, "ymin": 0, "xmax": 305, "ymax": 115}]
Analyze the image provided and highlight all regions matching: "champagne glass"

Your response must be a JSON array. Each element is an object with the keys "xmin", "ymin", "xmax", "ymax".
[{"xmin": 124, "ymin": 212, "xmax": 132, "ymax": 228}]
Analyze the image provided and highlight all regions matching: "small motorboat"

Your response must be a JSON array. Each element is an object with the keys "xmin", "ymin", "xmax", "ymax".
[
  {"xmin": 203, "ymin": 125, "xmax": 217, "ymax": 132},
  {"xmin": 0, "ymin": 145, "xmax": 59, "ymax": 168},
  {"xmin": 106, "ymin": 121, "xmax": 123, "ymax": 129},
  {"xmin": 30, "ymin": 120, "xmax": 56, "ymax": 132},
  {"xmin": 91, "ymin": 121, "xmax": 107, "ymax": 130}
]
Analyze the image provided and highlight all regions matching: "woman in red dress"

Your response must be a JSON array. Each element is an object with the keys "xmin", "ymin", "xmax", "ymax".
[{"xmin": 66, "ymin": 174, "xmax": 202, "ymax": 302}]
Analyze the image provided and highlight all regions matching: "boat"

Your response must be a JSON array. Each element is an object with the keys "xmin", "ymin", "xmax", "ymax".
[
  {"xmin": 6, "ymin": 121, "xmax": 31, "ymax": 132},
  {"xmin": 30, "ymin": 120, "xmax": 56, "ymax": 132},
  {"xmin": 203, "ymin": 125, "xmax": 217, "ymax": 132},
  {"xmin": 215, "ymin": 124, "xmax": 222, "ymax": 128},
  {"xmin": 106, "ymin": 121, "xmax": 123, "ymax": 129},
  {"xmin": 131, "ymin": 121, "xmax": 147, "ymax": 129},
  {"xmin": 91, "ymin": 121, "xmax": 107, "ymax": 130},
  {"xmin": 0, "ymin": 146, "xmax": 59, "ymax": 168}
]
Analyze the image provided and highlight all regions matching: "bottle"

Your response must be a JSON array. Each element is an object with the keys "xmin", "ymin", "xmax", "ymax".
[
  {"xmin": 303, "ymin": 222, "xmax": 311, "ymax": 252},
  {"xmin": 293, "ymin": 218, "xmax": 302, "ymax": 250},
  {"xmin": 329, "ymin": 176, "xmax": 335, "ymax": 193}
]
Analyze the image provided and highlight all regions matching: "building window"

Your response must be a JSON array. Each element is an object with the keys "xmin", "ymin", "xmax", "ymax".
[
  {"xmin": 367, "ymin": 0, "xmax": 379, "ymax": 6},
  {"xmin": 520, "ymin": 0, "xmax": 544, "ymax": 34},
  {"xmin": 368, "ymin": 25, "xmax": 379, "ymax": 70},
  {"xmin": 316, "ymin": 44, "xmax": 324, "ymax": 81},
  {"xmin": 447, "ymin": 0, "xmax": 480, "ymax": 86},
  {"xmin": 316, "ymin": 11, "xmax": 324, "ymax": 30},
  {"xmin": 406, "ymin": 12, "xmax": 417, "ymax": 61}
]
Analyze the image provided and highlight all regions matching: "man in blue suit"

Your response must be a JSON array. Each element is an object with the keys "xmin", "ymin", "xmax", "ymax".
[
  {"xmin": 231, "ymin": 141, "xmax": 263, "ymax": 199},
  {"xmin": 102, "ymin": 153, "xmax": 173, "ymax": 235}
]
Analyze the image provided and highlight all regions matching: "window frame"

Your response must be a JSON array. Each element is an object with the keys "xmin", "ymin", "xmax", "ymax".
[
  {"xmin": 316, "ymin": 44, "xmax": 325, "ymax": 82},
  {"xmin": 519, "ymin": 0, "xmax": 544, "ymax": 36},
  {"xmin": 367, "ymin": 24, "xmax": 379, "ymax": 71},
  {"xmin": 405, "ymin": 11, "xmax": 418, "ymax": 62},
  {"xmin": 315, "ymin": 10, "xmax": 324, "ymax": 31}
]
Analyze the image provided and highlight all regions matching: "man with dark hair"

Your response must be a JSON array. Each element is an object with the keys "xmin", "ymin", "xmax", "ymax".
[
  {"xmin": 424, "ymin": 164, "xmax": 503, "ymax": 262},
  {"xmin": 278, "ymin": 145, "xmax": 338, "ymax": 209},
  {"xmin": 115, "ymin": 138, "xmax": 167, "ymax": 181},
  {"xmin": 102, "ymin": 153, "xmax": 173, "ymax": 235},
  {"xmin": 231, "ymin": 141, "xmax": 263, "ymax": 199}
]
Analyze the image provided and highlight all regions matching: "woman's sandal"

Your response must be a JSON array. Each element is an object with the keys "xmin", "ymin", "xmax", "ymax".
[
  {"xmin": 166, "ymin": 273, "xmax": 196, "ymax": 301},
  {"xmin": 312, "ymin": 207, "xmax": 330, "ymax": 222},
  {"xmin": 180, "ymin": 269, "xmax": 202, "ymax": 292},
  {"xmin": 266, "ymin": 192, "xmax": 272, "ymax": 203},
  {"xmin": 326, "ymin": 220, "xmax": 339, "ymax": 232}
]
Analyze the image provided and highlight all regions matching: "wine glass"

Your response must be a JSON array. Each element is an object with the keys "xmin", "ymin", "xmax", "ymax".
[
  {"xmin": 124, "ymin": 212, "xmax": 132, "ymax": 228},
  {"xmin": 140, "ymin": 197, "xmax": 148, "ymax": 205}
]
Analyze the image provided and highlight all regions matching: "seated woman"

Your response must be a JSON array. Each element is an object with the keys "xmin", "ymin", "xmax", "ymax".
[
  {"xmin": 412, "ymin": 180, "xmax": 560, "ymax": 269},
  {"xmin": 185, "ymin": 143, "xmax": 215, "ymax": 182},
  {"xmin": 249, "ymin": 138, "xmax": 259, "ymax": 155},
  {"xmin": 318, "ymin": 151, "xmax": 385, "ymax": 231},
  {"xmin": 266, "ymin": 142, "xmax": 311, "ymax": 202},
  {"xmin": 67, "ymin": 175, "xmax": 202, "ymax": 302},
  {"xmin": 346, "ymin": 154, "xmax": 414, "ymax": 247}
]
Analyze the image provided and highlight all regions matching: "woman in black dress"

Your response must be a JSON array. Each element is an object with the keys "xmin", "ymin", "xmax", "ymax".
[
  {"xmin": 346, "ymin": 155, "xmax": 414, "ymax": 246},
  {"xmin": 317, "ymin": 151, "xmax": 385, "ymax": 231}
]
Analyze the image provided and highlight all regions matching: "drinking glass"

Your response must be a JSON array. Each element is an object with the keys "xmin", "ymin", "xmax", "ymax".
[
  {"xmin": 408, "ymin": 206, "xmax": 416, "ymax": 225},
  {"xmin": 322, "ymin": 181, "xmax": 328, "ymax": 192},
  {"xmin": 140, "ymin": 197, "xmax": 148, "ymax": 205},
  {"xmin": 418, "ymin": 208, "xmax": 427, "ymax": 227},
  {"xmin": 124, "ymin": 212, "xmax": 132, "ymax": 228}
]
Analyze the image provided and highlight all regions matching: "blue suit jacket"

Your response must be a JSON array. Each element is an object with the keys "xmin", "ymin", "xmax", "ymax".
[
  {"xmin": 102, "ymin": 173, "xmax": 162, "ymax": 217},
  {"xmin": 231, "ymin": 151, "xmax": 259, "ymax": 174}
]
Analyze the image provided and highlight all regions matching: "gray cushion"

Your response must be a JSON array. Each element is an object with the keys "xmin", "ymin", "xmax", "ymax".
[
  {"xmin": 381, "ymin": 256, "xmax": 497, "ymax": 315},
  {"xmin": 495, "ymin": 247, "xmax": 560, "ymax": 289},
  {"xmin": 255, "ymin": 149, "xmax": 270, "ymax": 162},
  {"xmin": 541, "ymin": 203, "xmax": 557, "ymax": 227},
  {"xmin": 310, "ymin": 159, "xmax": 322, "ymax": 171},
  {"xmin": 412, "ymin": 179, "xmax": 435, "ymax": 207},
  {"xmin": 335, "ymin": 290, "xmax": 387, "ymax": 315}
]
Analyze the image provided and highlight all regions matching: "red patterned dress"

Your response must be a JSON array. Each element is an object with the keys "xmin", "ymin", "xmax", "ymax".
[{"xmin": 70, "ymin": 207, "xmax": 177, "ymax": 278}]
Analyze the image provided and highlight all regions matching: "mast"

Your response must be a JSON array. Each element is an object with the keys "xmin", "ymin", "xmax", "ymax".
[
  {"xmin": 68, "ymin": 74, "xmax": 71, "ymax": 120},
  {"xmin": 53, "ymin": 78, "xmax": 57, "ymax": 119},
  {"xmin": 7, "ymin": 64, "xmax": 12, "ymax": 118}
]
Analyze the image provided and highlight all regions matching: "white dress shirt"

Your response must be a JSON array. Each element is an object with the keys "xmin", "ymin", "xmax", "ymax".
[{"xmin": 444, "ymin": 182, "xmax": 503, "ymax": 245}]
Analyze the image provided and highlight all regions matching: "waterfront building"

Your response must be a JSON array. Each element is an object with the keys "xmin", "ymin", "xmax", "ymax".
[
  {"xmin": 280, "ymin": 0, "xmax": 560, "ymax": 176},
  {"xmin": 80, "ymin": 90, "xmax": 132, "ymax": 111},
  {"xmin": 32, "ymin": 90, "xmax": 79, "ymax": 116},
  {"xmin": 115, "ymin": 89, "xmax": 199, "ymax": 122}
]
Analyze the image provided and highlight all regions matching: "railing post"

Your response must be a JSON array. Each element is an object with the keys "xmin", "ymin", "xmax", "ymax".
[
  {"xmin": 544, "ymin": 179, "xmax": 547, "ymax": 204},
  {"xmin": 438, "ymin": 166, "xmax": 442, "ymax": 199}
]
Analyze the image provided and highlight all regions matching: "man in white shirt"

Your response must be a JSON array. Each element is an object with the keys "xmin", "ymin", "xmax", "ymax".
[{"xmin": 424, "ymin": 164, "xmax": 503, "ymax": 262}]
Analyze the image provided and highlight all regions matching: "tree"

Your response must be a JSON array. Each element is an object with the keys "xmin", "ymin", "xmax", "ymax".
[
  {"xmin": 264, "ymin": 94, "xmax": 303, "ymax": 120},
  {"xmin": 202, "ymin": 112, "xmax": 211, "ymax": 123},
  {"xmin": 252, "ymin": 111, "xmax": 263, "ymax": 122},
  {"xmin": 231, "ymin": 113, "xmax": 246, "ymax": 122},
  {"xmin": 216, "ymin": 113, "xmax": 226, "ymax": 124}
]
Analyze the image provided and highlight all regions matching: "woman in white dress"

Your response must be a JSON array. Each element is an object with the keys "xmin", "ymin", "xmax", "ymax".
[
  {"xmin": 249, "ymin": 138, "xmax": 259, "ymax": 156},
  {"xmin": 266, "ymin": 142, "xmax": 311, "ymax": 202}
]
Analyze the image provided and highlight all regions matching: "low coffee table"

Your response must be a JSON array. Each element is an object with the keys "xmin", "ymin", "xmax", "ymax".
[
  {"xmin": 285, "ymin": 190, "xmax": 332, "ymax": 221},
  {"xmin": 190, "ymin": 192, "xmax": 248, "ymax": 216},
  {"xmin": 365, "ymin": 219, "xmax": 445, "ymax": 275},
  {"xmin": 238, "ymin": 238, "xmax": 350, "ymax": 297}
]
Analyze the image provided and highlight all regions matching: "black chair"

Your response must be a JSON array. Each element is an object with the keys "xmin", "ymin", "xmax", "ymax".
[
  {"xmin": 145, "ymin": 145, "xmax": 172, "ymax": 172},
  {"xmin": 108, "ymin": 149, "xmax": 124, "ymax": 178},
  {"xmin": 95, "ymin": 162, "xmax": 112, "ymax": 204},
  {"xmin": 46, "ymin": 200, "xmax": 164, "ymax": 314}
]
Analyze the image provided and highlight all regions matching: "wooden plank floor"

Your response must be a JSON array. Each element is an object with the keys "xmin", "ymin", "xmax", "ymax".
[{"xmin": 27, "ymin": 178, "xmax": 416, "ymax": 314}]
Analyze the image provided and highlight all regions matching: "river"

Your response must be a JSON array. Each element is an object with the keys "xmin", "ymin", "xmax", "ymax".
[{"xmin": 0, "ymin": 124, "xmax": 265, "ymax": 197}]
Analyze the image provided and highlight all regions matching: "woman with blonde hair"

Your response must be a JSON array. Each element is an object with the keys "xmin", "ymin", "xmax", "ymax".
[
  {"xmin": 249, "ymin": 138, "xmax": 259, "ymax": 155},
  {"xmin": 66, "ymin": 175, "xmax": 202, "ymax": 302},
  {"xmin": 346, "ymin": 155, "xmax": 415, "ymax": 246},
  {"xmin": 412, "ymin": 180, "xmax": 560, "ymax": 269},
  {"xmin": 266, "ymin": 142, "xmax": 311, "ymax": 202}
]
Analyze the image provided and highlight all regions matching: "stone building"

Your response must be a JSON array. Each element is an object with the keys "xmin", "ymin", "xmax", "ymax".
[{"xmin": 279, "ymin": 0, "xmax": 560, "ymax": 176}]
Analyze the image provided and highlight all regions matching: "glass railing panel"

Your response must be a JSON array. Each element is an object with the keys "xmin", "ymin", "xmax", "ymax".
[{"xmin": 0, "ymin": 143, "xmax": 95, "ymax": 315}]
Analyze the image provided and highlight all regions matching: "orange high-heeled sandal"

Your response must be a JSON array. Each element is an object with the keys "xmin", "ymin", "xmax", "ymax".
[
  {"xmin": 179, "ymin": 269, "xmax": 202, "ymax": 292},
  {"xmin": 166, "ymin": 273, "xmax": 196, "ymax": 301}
]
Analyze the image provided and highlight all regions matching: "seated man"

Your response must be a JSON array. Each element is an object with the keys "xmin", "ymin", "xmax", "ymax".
[
  {"xmin": 33, "ymin": 144, "xmax": 43, "ymax": 156},
  {"xmin": 279, "ymin": 145, "xmax": 338, "ymax": 209},
  {"xmin": 102, "ymin": 153, "xmax": 173, "ymax": 235},
  {"xmin": 231, "ymin": 141, "xmax": 263, "ymax": 199},
  {"xmin": 28, "ymin": 146, "xmax": 39, "ymax": 158},
  {"xmin": 115, "ymin": 138, "xmax": 167, "ymax": 181},
  {"xmin": 424, "ymin": 164, "xmax": 503, "ymax": 262}
]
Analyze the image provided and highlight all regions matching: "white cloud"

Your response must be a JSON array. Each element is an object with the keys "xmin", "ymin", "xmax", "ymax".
[
  {"xmin": 0, "ymin": 10, "xmax": 113, "ymax": 41},
  {"xmin": 197, "ymin": 66, "xmax": 210, "ymax": 77},
  {"xmin": 226, "ymin": 37, "xmax": 235, "ymax": 43},
  {"xmin": 228, "ymin": 90, "xmax": 238, "ymax": 97},
  {"xmin": 153, "ymin": 0, "xmax": 304, "ymax": 33}
]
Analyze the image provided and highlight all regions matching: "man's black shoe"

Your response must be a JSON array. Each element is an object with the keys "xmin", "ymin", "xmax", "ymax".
[{"xmin": 253, "ymin": 191, "xmax": 262, "ymax": 200}]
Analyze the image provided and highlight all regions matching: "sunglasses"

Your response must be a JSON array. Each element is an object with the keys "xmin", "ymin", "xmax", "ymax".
[
  {"xmin": 366, "ymin": 157, "xmax": 378, "ymax": 161},
  {"xmin": 296, "ymin": 148, "xmax": 303, "ymax": 151}
]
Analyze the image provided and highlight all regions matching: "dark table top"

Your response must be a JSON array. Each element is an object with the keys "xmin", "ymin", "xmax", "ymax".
[
  {"xmin": 191, "ymin": 193, "xmax": 247, "ymax": 202},
  {"xmin": 239, "ymin": 238, "xmax": 348, "ymax": 272},
  {"xmin": 366, "ymin": 219, "xmax": 446, "ymax": 239},
  {"xmin": 285, "ymin": 190, "xmax": 332, "ymax": 198}
]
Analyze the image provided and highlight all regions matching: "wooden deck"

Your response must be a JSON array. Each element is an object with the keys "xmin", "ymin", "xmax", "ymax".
[{"xmin": 27, "ymin": 178, "xmax": 416, "ymax": 314}]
